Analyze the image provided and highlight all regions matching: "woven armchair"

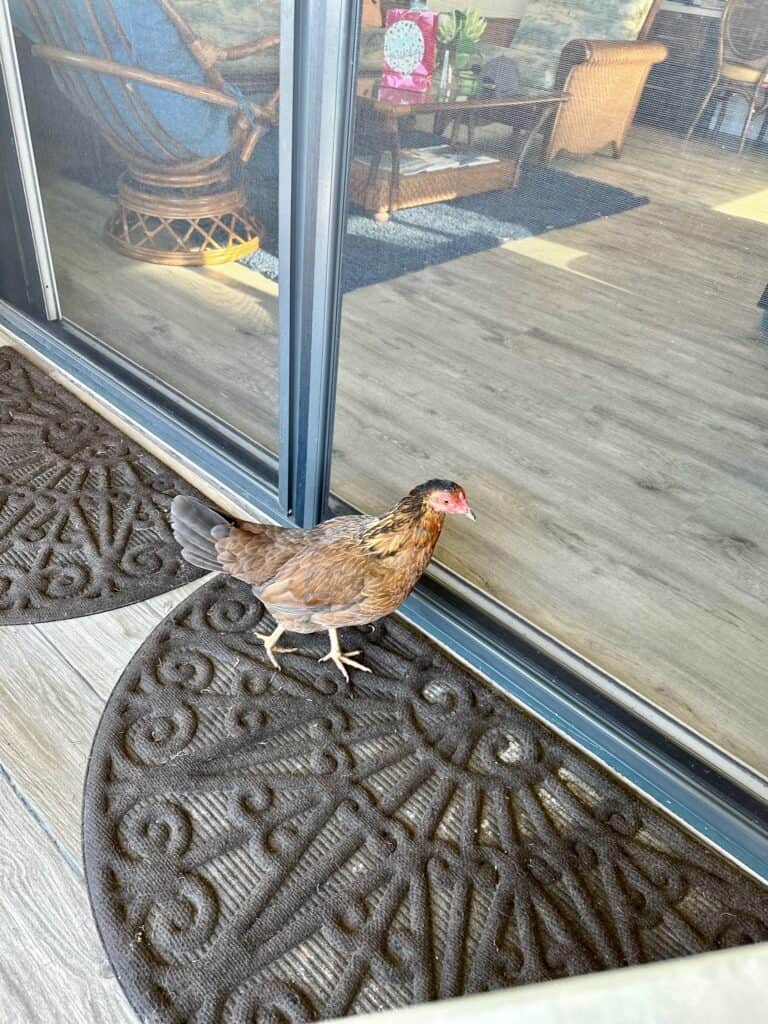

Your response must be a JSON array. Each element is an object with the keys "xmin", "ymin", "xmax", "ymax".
[{"xmin": 545, "ymin": 38, "xmax": 668, "ymax": 162}]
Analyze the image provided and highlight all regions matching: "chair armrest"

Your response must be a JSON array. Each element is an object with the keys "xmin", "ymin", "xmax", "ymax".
[
  {"xmin": 31, "ymin": 44, "xmax": 275, "ymax": 123},
  {"xmin": 558, "ymin": 38, "xmax": 668, "ymax": 80}
]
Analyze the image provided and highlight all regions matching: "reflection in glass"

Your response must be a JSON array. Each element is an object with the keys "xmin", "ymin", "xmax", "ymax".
[
  {"xmin": 9, "ymin": 0, "xmax": 281, "ymax": 449},
  {"xmin": 334, "ymin": 0, "xmax": 768, "ymax": 775}
]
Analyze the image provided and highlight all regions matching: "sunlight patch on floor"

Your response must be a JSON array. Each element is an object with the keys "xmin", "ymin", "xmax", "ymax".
[
  {"xmin": 201, "ymin": 259, "xmax": 279, "ymax": 298},
  {"xmin": 713, "ymin": 188, "xmax": 768, "ymax": 224},
  {"xmin": 500, "ymin": 236, "xmax": 632, "ymax": 293}
]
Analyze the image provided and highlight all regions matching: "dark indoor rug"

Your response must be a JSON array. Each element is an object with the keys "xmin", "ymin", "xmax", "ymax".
[
  {"xmin": 241, "ymin": 164, "xmax": 648, "ymax": 292},
  {"xmin": 0, "ymin": 348, "xmax": 205, "ymax": 624},
  {"xmin": 83, "ymin": 575, "xmax": 768, "ymax": 1024}
]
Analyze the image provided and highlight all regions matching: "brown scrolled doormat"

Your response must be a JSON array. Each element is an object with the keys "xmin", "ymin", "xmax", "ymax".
[
  {"xmin": 0, "ymin": 347, "xmax": 205, "ymax": 624},
  {"xmin": 83, "ymin": 576, "xmax": 768, "ymax": 1024}
]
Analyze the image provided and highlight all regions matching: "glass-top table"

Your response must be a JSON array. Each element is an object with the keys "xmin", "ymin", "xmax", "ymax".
[
  {"xmin": 357, "ymin": 76, "xmax": 567, "ymax": 112},
  {"xmin": 352, "ymin": 77, "xmax": 569, "ymax": 221}
]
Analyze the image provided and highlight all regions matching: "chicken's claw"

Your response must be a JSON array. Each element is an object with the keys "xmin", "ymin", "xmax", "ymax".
[
  {"xmin": 256, "ymin": 624, "xmax": 296, "ymax": 669},
  {"xmin": 319, "ymin": 628, "xmax": 372, "ymax": 681},
  {"xmin": 319, "ymin": 649, "xmax": 371, "ymax": 681}
]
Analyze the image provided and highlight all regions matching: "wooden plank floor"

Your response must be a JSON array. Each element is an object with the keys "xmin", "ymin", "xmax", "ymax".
[
  {"xmin": 39, "ymin": 175, "xmax": 280, "ymax": 454},
  {"xmin": 37, "ymin": 127, "xmax": 768, "ymax": 777},
  {"xmin": 0, "ymin": 579, "xmax": 207, "ymax": 1022}
]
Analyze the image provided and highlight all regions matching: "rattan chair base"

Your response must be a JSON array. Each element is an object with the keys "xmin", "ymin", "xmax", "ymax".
[{"xmin": 104, "ymin": 174, "xmax": 262, "ymax": 266}]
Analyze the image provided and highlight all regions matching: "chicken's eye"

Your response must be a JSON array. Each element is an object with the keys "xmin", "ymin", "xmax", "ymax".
[{"xmin": 443, "ymin": 499, "xmax": 449, "ymax": 504}]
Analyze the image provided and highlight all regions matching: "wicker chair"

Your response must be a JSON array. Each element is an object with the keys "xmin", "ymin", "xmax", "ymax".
[
  {"xmin": 687, "ymin": 0, "xmax": 768, "ymax": 154},
  {"xmin": 11, "ymin": 0, "xmax": 279, "ymax": 266},
  {"xmin": 546, "ymin": 37, "xmax": 668, "ymax": 162}
]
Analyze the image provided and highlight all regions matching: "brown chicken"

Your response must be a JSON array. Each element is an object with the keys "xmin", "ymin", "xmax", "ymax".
[{"xmin": 170, "ymin": 480, "xmax": 475, "ymax": 678}]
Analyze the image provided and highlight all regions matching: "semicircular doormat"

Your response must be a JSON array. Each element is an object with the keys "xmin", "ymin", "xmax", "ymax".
[
  {"xmin": 0, "ymin": 347, "xmax": 205, "ymax": 624},
  {"xmin": 84, "ymin": 576, "xmax": 768, "ymax": 1023}
]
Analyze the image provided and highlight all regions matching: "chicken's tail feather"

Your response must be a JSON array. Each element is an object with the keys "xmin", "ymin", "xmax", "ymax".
[{"xmin": 170, "ymin": 495, "xmax": 231, "ymax": 572}]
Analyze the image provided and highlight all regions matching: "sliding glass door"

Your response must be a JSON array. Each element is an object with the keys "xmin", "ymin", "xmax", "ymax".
[
  {"xmin": 4, "ymin": 0, "xmax": 281, "ymax": 452},
  {"xmin": 332, "ymin": 0, "xmax": 768, "ymax": 780}
]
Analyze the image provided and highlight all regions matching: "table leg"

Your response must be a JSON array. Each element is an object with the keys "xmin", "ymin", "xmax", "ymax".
[
  {"xmin": 364, "ymin": 113, "xmax": 386, "ymax": 217},
  {"xmin": 450, "ymin": 113, "xmax": 461, "ymax": 147},
  {"xmin": 386, "ymin": 114, "xmax": 400, "ymax": 218},
  {"xmin": 514, "ymin": 104, "xmax": 557, "ymax": 183}
]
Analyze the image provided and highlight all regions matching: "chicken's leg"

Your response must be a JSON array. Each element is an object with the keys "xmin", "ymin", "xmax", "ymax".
[
  {"xmin": 319, "ymin": 627, "xmax": 372, "ymax": 681},
  {"xmin": 256, "ymin": 623, "xmax": 297, "ymax": 669}
]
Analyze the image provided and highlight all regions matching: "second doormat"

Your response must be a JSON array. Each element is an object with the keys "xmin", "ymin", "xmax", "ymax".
[
  {"xmin": 0, "ymin": 347, "xmax": 205, "ymax": 624},
  {"xmin": 83, "ymin": 575, "xmax": 768, "ymax": 1023}
]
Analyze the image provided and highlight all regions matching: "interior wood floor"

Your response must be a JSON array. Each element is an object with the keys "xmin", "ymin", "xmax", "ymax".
[{"xmin": 38, "ymin": 127, "xmax": 768, "ymax": 778}]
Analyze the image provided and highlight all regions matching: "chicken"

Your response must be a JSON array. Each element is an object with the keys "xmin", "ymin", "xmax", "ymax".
[{"xmin": 170, "ymin": 480, "xmax": 475, "ymax": 679}]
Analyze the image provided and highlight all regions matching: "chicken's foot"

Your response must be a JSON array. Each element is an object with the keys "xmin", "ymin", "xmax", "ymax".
[
  {"xmin": 319, "ymin": 627, "xmax": 372, "ymax": 681},
  {"xmin": 256, "ymin": 623, "xmax": 297, "ymax": 669}
]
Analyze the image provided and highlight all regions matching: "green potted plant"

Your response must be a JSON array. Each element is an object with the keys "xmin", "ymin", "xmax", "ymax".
[{"xmin": 437, "ymin": 8, "xmax": 487, "ymax": 73}]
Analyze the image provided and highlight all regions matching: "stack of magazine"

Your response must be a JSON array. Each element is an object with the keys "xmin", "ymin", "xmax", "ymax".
[{"xmin": 356, "ymin": 144, "xmax": 499, "ymax": 177}]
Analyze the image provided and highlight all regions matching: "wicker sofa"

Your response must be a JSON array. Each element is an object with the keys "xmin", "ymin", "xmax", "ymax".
[{"xmin": 176, "ymin": 0, "xmax": 667, "ymax": 165}]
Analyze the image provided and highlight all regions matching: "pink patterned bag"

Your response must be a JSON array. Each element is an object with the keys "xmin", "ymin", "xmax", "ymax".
[{"xmin": 381, "ymin": 8, "xmax": 438, "ymax": 93}]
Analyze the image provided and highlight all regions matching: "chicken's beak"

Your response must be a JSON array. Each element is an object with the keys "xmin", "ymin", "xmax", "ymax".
[{"xmin": 465, "ymin": 507, "xmax": 477, "ymax": 522}]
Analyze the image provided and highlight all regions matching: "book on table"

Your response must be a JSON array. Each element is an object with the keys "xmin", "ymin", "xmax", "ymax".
[{"xmin": 355, "ymin": 144, "xmax": 500, "ymax": 177}]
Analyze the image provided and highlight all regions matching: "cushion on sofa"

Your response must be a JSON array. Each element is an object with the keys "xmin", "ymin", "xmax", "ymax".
[
  {"xmin": 176, "ymin": 0, "xmax": 279, "ymax": 48},
  {"xmin": 176, "ymin": 0, "xmax": 386, "ymax": 76},
  {"xmin": 507, "ymin": 0, "xmax": 658, "ymax": 90}
]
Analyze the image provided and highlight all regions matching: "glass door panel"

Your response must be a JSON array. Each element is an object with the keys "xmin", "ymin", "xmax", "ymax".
[
  {"xmin": 333, "ymin": 2, "xmax": 768, "ymax": 776},
  {"xmin": 6, "ymin": 0, "xmax": 281, "ymax": 451}
]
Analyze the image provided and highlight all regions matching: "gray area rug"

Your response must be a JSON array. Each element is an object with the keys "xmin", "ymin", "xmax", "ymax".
[
  {"xmin": 0, "ymin": 348, "xmax": 205, "ymax": 624},
  {"xmin": 83, "ymin": 575, "xmax": 768, "ymax": 1023},
  {"xmin": 240, "ymin": 162, "xmax": 648, "ymax": 292}
]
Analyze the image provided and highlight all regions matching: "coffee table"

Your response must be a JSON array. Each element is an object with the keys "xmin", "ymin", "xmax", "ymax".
[{"xmin": 350, "ymin": 78, "xmax": 569, "ymax": 221}]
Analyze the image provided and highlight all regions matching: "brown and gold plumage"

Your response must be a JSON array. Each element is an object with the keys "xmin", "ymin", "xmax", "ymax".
[{"xmin": 170, "ymin": 480, "xmax": 475, "ymax": 678}]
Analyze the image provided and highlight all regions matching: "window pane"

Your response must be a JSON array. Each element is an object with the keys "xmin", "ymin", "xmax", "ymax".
[
  {"xmin": 7, "ymin": 0, "xmax": 280, "ymax": 451},
  {"xmin": 333, "ymin": 1, "xmax": 768, "ymax": 774}
]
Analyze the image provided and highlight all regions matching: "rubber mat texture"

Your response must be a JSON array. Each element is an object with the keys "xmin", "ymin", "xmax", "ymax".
[
  {"xmin": 0, "ymin": 348, "xmax": 205, "ymax": 624},
  {"xmin": 83, "ymin": 575, "xmax": 768, "ymax": 1024}
]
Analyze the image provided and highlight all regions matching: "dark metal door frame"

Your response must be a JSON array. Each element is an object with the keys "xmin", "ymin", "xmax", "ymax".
[
  {"xmin": 0, "ymin": 0, "xmax": 766, "ymax": 879},
  {"xmin": 277, "ymin": 0, "xmax": 361, "ymax": 526}
]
